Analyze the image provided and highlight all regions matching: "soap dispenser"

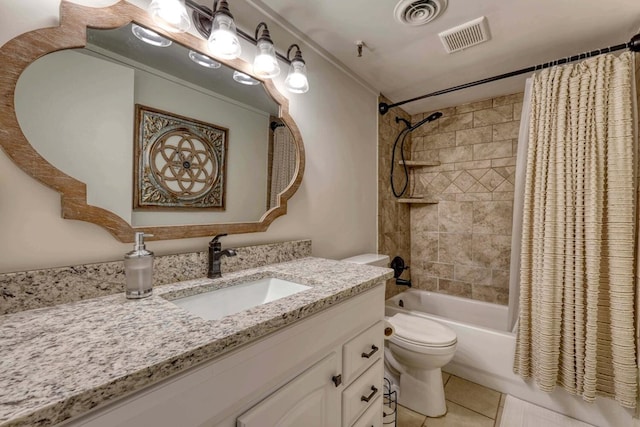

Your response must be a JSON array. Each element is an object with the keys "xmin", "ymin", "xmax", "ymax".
[{"xmin": 124, "ymin": 232, "xmax": 154, "ymax": 299}]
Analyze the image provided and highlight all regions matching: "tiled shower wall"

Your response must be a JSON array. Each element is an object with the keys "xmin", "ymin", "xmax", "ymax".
[
  {"xmin": 378, "ymin": 95, "xmax": 413, "ymax": 299},
  {"xmin": 408, "ymin": 93, "xmax": 524, "ymax": 304}
]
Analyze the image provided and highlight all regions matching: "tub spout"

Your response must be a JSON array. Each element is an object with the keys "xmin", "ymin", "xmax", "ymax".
[{"xmin": 396, "ymin": 278, "xmax": 412, "ymax": 287}]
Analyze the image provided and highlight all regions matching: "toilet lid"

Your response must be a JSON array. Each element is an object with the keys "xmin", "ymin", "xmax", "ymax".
[{"xmin": 388, "ymin": 313, "xmax": 457, "ymax": 347}]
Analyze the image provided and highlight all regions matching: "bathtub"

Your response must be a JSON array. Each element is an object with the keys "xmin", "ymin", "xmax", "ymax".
[{"xmin": 385, "ymin": 289, "xmax": 634, "ymax": 427}]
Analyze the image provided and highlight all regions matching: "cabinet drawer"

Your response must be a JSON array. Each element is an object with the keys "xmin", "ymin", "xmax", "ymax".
[
  {"xmin": 351, "ymin": 395, "xmax": 382, "ymax": 427},
  {"xmin": 343, "ymin": 321, "xmax": 384, "ymax": 383},
  {"xmin": 342, "ymin": 360, "xmax": 384, "ymax": 427}
]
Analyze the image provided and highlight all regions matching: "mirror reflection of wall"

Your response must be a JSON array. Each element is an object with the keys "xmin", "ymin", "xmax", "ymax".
[
  {"xmin": 16, "ymin": 49, "xmax": 269, "ymax": 225},
  {"xmin": 13, "ymin": 23, "xmax": 297, "ymax": 227},
  {"xmin": 267, "ymin": 119, "xmax": 297, "ymax": 210}
]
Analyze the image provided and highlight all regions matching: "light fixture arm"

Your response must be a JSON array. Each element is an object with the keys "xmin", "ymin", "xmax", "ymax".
[{"xmin": 287, "ymin": 44, "xmax": 305, "ymax": 64}]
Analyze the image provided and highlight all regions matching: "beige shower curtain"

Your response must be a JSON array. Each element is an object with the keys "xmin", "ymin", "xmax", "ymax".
[
  {"xmin": 514, "ymin": 51, "xmax": 638, "ymax": 408},
  {"xmin": 269, "ymin": 126, "xmax": 297, "ymax": 209}
]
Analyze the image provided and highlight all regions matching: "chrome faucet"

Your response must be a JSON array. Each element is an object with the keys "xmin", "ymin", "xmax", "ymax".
[{"xmin": 208, "ymin": 234, "xmax": 237, "ymax": 279}]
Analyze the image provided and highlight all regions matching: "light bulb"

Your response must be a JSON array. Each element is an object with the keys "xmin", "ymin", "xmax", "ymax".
[
  {"xmin": 253, "ymin": 39, "xmax": 280, "ymax": 78},
  {"xmin": 285, "ymin": 60, "xmax": 309, "ymax": 93},
  {"xmin": 208, "ymin": 14, "xmax": 241, "ymax": 60},
  {"xmin": 147, "ymin": 0, "xmax": 190, "ymax": 33}
]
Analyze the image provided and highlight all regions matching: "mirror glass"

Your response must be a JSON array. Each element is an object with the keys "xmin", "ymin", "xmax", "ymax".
[{"xmin": 14, "ymin": 23, "xmax": 297, "ymax": 226}]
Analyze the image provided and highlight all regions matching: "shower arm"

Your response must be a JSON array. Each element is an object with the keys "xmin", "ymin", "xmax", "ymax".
[
  {"xmin": 395, "ymin": 112, "xmax": 443, "ymax": 133},
  {"xmin": 379, "ymin": 32, "xmax": 640, "ymax": 115}
]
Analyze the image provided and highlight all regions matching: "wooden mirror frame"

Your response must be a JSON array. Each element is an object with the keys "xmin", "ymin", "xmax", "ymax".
[{"xmin": 0, "ymin": 1, "xmax": 305, "ymax": 243}]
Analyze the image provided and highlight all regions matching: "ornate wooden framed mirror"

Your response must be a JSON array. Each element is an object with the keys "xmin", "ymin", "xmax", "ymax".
[{"xmin": 0, "ymin": 1, "xmax": 305, "ymax": 243}]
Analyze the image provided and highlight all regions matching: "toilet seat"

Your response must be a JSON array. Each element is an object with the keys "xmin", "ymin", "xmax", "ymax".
[{"xmin": 388, "ymin": 313, "xmax": 457, "ymax": 351}]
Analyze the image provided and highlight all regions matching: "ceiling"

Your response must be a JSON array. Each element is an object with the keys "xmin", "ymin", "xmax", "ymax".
[{"xmin": 247, "ymin": 0, "xmax": 640, "ymax": 115}]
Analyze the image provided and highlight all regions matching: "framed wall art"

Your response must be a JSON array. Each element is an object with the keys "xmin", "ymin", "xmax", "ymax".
[{"xmin": 133, "ymin": 105, "xmax": 228, "ymax": 210}]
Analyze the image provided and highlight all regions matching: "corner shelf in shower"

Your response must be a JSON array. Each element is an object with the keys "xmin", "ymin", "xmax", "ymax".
[
  {"xmin": 396, "ymin": 197, "xmax": 438, "ymax": 204},
  {"xmin": 397, "ymin": 160, "xmax": 441, "ymax": 167}
]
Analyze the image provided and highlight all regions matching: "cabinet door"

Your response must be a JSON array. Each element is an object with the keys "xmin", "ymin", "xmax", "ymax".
[{"xmin": 236, "ymin": 352, "xmax": 339, "ymax": 427}]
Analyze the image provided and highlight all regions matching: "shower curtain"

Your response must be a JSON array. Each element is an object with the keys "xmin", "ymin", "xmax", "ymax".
[{"xmin": 513, "ymin": 51, "xmax": 638, "ymax": 408}]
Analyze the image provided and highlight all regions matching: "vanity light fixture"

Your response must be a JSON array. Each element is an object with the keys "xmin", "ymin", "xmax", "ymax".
[
  {"xmin": 131, "ymin": 24, "xmax": 173, "ymax": 47},
  {"xmin": 147, "ymin": 0, "xmax": 191, "ymax": 33},
  {"xmin": 284, "ymin": 44, "xmax": 309, "ymax": 94},
  {"xmin": 147, "ymin": 0, "xmax": 311, "ymax": 91},
  {"xmin": 188, "ymin": 50, "xmax": 221, "ymax": 68},
  {"xmin": 253, "ymin": 23, "xmax": 280, "ymax": 78},
  {"xmin": 232, "ymin": 70, "xmax": 260, "ymax": 85},
  {"xmin": 206, "ymin": 0, "xmax": 242, "ymax": 60}
]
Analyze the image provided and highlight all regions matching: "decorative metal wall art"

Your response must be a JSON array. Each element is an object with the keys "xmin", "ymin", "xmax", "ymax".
[{"xmin": 134, "ymin": 105, "xmax": 228, "ymax": 210}]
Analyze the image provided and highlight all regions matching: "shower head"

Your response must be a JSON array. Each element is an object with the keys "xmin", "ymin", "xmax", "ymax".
[
  {"xmin": 409, "ymin": 111, "xmax": 442, "ymax": 132},
  {"xmin": 395, "ymin": 112, "xmax": 443, "ymax": 133}
]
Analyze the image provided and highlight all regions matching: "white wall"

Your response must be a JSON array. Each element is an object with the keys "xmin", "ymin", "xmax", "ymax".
[{"xmin": 0, "ymin": 0, "xmax": 379, "ymax": 273}]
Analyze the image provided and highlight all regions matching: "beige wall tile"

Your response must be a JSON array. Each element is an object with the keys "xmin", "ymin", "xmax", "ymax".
[
  {"xmin": 453, "ymin": 171, "xmax": 476, "ymax": 192},
  {"xmin": 513, "ymin": 102, "xmax": 523, "ymax": 119},
  {"xmin": 472, "ymin": 285, "xmax": 509, "ymax": 305},
  {"xmin": 425, "ymin": 262, "xmax": 454, "ymax": 279},
  {"xmin": 491, "ymin": 269, "xmax": 510, "ymax": 288},
  {"xmin": 473, "ymin": 201, "xmax": 513, "ymax": 234},
  {"xmin": 473, "ymin": 105, "xmax": 513, "ymax": 126},
  {"xmin": 493, "ymin": 121, "xmax": 520, "ymax": 141},
  {"xmin": 473, "ymin": 140, "xmax": 513, "ymax": 160},
  {"xmin": 425, "ymin": 132, "xmax": 456, "ymax": 149},
  {"xmin": 439, "ymin": 201, "xmax": 473, "ymax": 233},
  {"xmin": 438, "ymin": 279, "xmax": 472, "ymax": 298},
  {"xmin": 439, "ymin": 145, "xmax": 474, "ymax": 163},
  {"xmin": 411, "ymin": 204, "xmax": 438, "ymax": 232},
  {"xmin": 439, "ymin": 113, "xmax": 474, "ymax": 132},
  {"xmin": 454, "ymin": 265, "xmax": 492, "ymax": 285},
  {"xmin": 412, "ymin": 231, "xmax": 439, "ymax": 262},
  {"xmin": 456, "ymin": 98, "xmax": 493, "ymax": 114},
  {"xmin": 493, "ymin": 92, "xmax": 524, "ymax": 107},
  {"xmin": 492, "ymin": 191, "xmax": 515, "ymax": 201},
  {"xmin": 439, "ymin": 233, "xmax": 473, "ymax": 265},
  {"xmin": 491, "ymin": 157, "xmax": 517, "ymax": 167},
  {"xmin": 399, "ymin": 92, "xmax": 522, "ymax": 304},
  {"xmin": 472, "ymin": 234, "xmax": 512, "ymax": 269},
  {"xmin": 456, "ymin": 126, "xmax": 493, "ymax": 146},
  {"xmin": 455, "ymin": 159, "xmax": 492, "ymax": 170},
  {"xmin": 456, "ymin": 193, "xmax": 493, "ymax": 202},
  {"xmin": 477, "ymin": 169, "xmax": 506, "ymax": 191}
]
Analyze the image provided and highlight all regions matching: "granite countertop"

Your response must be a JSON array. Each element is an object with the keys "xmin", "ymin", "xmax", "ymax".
[{"xmin": 0, "ymin": 257, "xmax": 392, "ymax": 427}]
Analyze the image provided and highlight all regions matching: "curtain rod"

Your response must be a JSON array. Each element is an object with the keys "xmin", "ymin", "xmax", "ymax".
[{"xmin": 379, "ymin": 33, "xmax": 640, "ymax": 115}]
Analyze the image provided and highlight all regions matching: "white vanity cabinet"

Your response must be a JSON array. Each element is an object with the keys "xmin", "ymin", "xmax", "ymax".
[{"xmin": 61, "ymin": 285, "xmax": 385, "ymax": 427}]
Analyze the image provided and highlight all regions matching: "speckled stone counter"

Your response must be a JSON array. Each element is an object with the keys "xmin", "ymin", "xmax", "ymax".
[
  {"xmin": 0, "ymin": 257, "xmax": 392, "ymax": 427},
  {"xmin": 0, "ymin": 240, "xmax": 311, "ymax": 315}
]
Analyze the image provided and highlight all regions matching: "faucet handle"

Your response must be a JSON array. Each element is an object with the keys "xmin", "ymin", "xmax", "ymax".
[{"xmin": 210, "ymin": 233, "xmax": 228, "ymax": 250}]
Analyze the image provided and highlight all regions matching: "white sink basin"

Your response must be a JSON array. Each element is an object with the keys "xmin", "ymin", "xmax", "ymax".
[{"xmin": 170, "ymin": 277, "xmax": 311, "ymax": 321}]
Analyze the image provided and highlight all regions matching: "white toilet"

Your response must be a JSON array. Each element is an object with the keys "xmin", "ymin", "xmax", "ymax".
[
  {"xmin": 386, "ymin": 313, "xmax": 457, "ymax": 417},
  {"xmin": 341, "ymin": 254, "xmax": 458, "ymax": 417}
]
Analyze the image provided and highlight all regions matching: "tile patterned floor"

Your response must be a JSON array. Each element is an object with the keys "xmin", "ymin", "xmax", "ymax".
[{"xmin": 396, "ymin": 373, "xmax": 506, "ymax": 427}]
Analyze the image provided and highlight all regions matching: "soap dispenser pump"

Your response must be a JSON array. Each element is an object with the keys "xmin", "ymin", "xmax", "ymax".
[{"xmin": 124, "ymin": 232, "xmax": 154, "ymax": 299}]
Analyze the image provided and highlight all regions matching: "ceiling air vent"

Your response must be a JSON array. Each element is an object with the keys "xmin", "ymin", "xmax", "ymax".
[
  {"xmin": 394, "ymin": 0, "xmax": 448, "ymax": 26},
  {"xmin": 439, "ymin": 16, "xmax": 491, "ymax": 53}
]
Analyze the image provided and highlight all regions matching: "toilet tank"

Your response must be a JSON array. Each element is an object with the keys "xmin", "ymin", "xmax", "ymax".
[{"xmin": 341, "ymin": 253, "xmax": 390, "ymax": 268}]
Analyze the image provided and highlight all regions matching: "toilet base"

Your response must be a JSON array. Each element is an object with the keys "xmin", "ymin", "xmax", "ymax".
[{"xmin": 398, "ymin": 368, "xmax": 447, "ymax": 417}]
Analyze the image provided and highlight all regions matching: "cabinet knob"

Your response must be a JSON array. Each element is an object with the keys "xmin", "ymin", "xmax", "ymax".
[
  {"xmin": 361, "ymin": 345, "xmax": 379, "ymax": 359},
  {"xmin": 332, "ymin": 374, "xmax": 342, "ymax": 387},
  {"xmin": 360, "ymin": 385, "xmax": 378, "ymax": 403}
]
